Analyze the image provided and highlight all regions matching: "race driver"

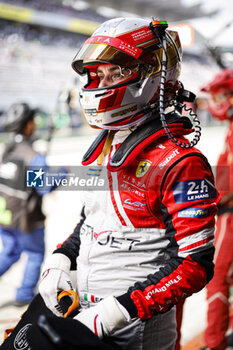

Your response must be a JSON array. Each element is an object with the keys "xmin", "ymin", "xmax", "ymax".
[
  {"xmin": 39, "ymin": 17, "xmax": 220, "ymax": 350},
  {"xmin": 201, "ymin": 68, "xmax": 233, "ymax": 350}
]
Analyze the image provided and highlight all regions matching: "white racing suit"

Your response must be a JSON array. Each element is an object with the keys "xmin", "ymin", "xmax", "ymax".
[{"xmin": 55, "ymin": 116, "xmax": 220, "ymax": 349}]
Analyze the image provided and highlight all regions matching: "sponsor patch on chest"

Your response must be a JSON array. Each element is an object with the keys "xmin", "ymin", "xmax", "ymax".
[
  {"xmin": 135, "ymin": 159, "xmax": 152, "ymax": 178},
  {"xmin": 123, "ymin": 198, "xmax": 147, "ymax": 211}
]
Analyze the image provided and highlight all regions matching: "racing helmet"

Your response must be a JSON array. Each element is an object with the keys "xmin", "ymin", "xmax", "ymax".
[
  {"xmin": 72, "ymin": 17, "xmax": 182, "ymax": 129},
  {"xmin": 1, "ymin": 103, "xmax": 36, "ymax": 133},
  {"xmin": 201, "ymin": 68, "xmax": 233, "ymax": 121}
]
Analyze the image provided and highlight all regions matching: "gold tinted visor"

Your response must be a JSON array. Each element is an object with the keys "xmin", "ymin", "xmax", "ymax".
[{"xmin": 72, "ymin": 42, "xmax": 142, "ymax": 75}]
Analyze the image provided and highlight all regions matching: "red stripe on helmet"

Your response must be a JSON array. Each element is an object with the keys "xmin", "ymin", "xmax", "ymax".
[
  {"xmin": 98, "ymin": 86, "xmax": 127, "ymax": 112},
  {"xmin": 85, "ymin": 35, "xmax": 143, "ymax": 59},
  {"xmin": 98, "ymin": 89, "xmax": 118, "ymax": 111},
  {"xmin": 117, "ymin": 26, "xmax": 157, "ymax": 46},
  {"xmin": 114, "ymin": 85, "xmax": 127, "ymax": 106}
]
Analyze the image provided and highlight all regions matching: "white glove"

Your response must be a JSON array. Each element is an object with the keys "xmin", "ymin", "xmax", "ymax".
[
  {"xmin": 39, "ymin": 253, "xmax": 73, "ymax": 316},
  {"xmin": 74, "ymin": 296, "xmax": 130, "ymax": 339}
]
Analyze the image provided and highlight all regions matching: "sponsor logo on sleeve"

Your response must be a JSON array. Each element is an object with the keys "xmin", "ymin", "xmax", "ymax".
[
  {"xmin": 173, "ymin": 179, "xmax": 217, "ymax": 203},
  {"xmin": 178, "ymin": 208, "xmax": 210, "ymax": 218}
]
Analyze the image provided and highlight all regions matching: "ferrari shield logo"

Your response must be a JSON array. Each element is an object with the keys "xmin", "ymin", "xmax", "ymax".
[{"xmin": 136, "ymin": 160, "xmax": 152, "ymax": 178}]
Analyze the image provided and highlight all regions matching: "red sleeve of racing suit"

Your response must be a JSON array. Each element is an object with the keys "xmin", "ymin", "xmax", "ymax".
[{"xmin": 118, "ymin": 154, "xmax": 220, "ymax": 320}]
